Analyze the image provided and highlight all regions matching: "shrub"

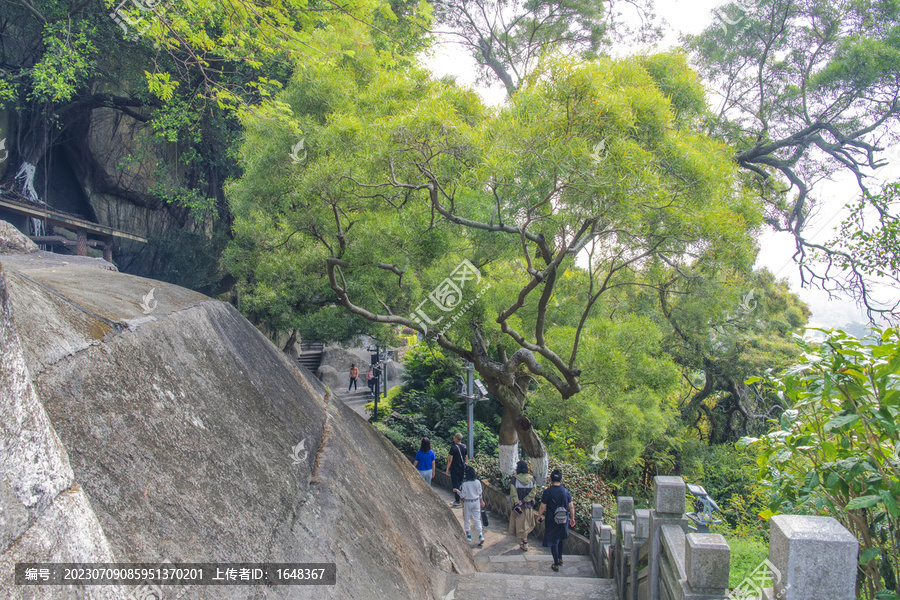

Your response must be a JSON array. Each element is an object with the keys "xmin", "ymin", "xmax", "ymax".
[
  {"xmin": 451, "ymin": 420, "xmax": 499, "ymax": 458},
  {"xmin": 742, "ymin": 328, "xmax": 900, "ymax": 600},
  {"xmin": 680, "ymin": 440, "xmax": 769, "ymax": 538}
]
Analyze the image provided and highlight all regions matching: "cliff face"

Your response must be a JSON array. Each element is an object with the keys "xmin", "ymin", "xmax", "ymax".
[{"xmin": 0, "ymin": 250, "xmax": 474, "ymax": 599}]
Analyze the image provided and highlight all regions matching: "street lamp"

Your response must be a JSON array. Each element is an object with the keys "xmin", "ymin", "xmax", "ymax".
[
  {"xmin": 457, "ymin": 361, "xmax": 489, "ymax": 456},
  {"xmin": 366, "ymin": 345, "xmax": 382, "ymax": 420},
  {"xmin": 686, "ymin": 483, "xmax": 722, "ymax": 533}
]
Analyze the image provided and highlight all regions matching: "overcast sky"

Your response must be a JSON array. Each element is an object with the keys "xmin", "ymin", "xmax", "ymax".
[{"xmin": 420, "ymin": 0, "xmax": 894, "ymax": 330}]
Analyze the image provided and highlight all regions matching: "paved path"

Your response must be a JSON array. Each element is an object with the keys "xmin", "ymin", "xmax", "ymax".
[
  {"xmin": 333, "ymin": 375, "xmax": 403, "ymax": 419},
  {"xmin": 432, "ymin": 485, "xmax": 616, "ymax": 600}
]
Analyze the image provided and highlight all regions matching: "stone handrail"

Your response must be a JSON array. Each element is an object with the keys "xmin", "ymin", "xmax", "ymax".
[{"xmin": 597, "ymin": 476, "xmax": 862, "ymax": 600}]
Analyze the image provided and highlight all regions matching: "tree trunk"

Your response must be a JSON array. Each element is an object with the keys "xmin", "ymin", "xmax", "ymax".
[
  {"xmin": 498, "ymin": 407, "xmax": 519, "ymax": 479},
  {"xmin": 489, "ymin": 380, "xmax": 548, "ymax": 485}
]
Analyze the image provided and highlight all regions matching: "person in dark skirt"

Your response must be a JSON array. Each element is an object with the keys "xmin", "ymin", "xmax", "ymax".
[{"xmin": 535, "ymin": 469, "xmax": 575, "ymax": 571}]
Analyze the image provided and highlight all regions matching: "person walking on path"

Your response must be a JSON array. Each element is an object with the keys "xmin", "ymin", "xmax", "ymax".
[
  {"xmin": 366, "ymin": 366, "xmax": 375, "ymax": 396},
  {"xmin": 507, "ymin": 460, "xmax": 537, "ymax": 552},
  {"xmin": 413, "ymin": 437, "xmax": 436, "ymax": 485},
  {"xmin": 535, "ymin": 469, "xmax": 575, "ymax": 572},
  {"xmin": 445, "ymin": 433, "xmax": 468, "ymax": 506},
  {"xmin": 454, "ymin": 465, "xmax": 485, "ymax": 546},
  {"xmin": 348, "ymin": 364, "xmax": 359, "ymax": 391}
]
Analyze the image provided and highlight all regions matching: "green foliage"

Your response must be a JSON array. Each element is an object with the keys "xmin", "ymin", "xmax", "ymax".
[
  {"xmin": 660, "ymin": 268, "xmax": 810, "ymax": 444},
  {"xmin": 365, "ymin": 385, "xmax": 400, "ymax": 421},
  {"xmin": 400, "ymin": 344, "xmax": 462, "ymax": 393},
  {"xmin": 452, "ymin": 420, "xmax": 498, "ymax": 457},
  {"xmin": 832, "ymin": 184, "xmax": 900, "ymax": 284},
  {"xmin": 145, "ymin": 230, "xmax": 228, "ymax": 292},
  {"xmin": 530, "ymin": 313, "xmax": 681, "ymax": 470},
  {"xmin": 742, "ymin": 328, "xmax": 900, "ymax": 599},
  {"xmin": 432, "ymin": 0, "xmax": 610, "ymax": 95},
  {"xmin": 30, "ymin": 22, "xmax": 96, "ymax": 103},
  {"xmin": 680, "ymin": 440, "xmax": 769, "ymax": 538},
  {"xmin": 686, "ymin": 0, "xmax": 900, "ymax": 313}
]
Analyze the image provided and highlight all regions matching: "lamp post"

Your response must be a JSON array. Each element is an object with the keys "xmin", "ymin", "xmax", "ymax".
[
  {"xmin": 465, "ymin": 361, "xmax": 474, "ymax": 454},
  {"xmin": 367, "ymin": 345, "xmax": 380, "ymax": 420}
]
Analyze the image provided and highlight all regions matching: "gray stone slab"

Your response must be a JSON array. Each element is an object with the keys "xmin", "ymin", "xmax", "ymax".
[
  {"xmin": 685, "ymin": 533, "xmax": 730, "ymax": 591},
  {"xmin": 768, "ymin": 515, "xmax": 858, "ymax": 600},
  {"xmin": 617, "ymin": 496, "xmax": 635, "ymax": 520},
  {"xmin": 653, "ymin": 476, "xmax": 686, "ymax": 515},
  {"xmin": 660, "ymin": 524, "xmax": 687, "ymax": 581},
  {"xmin": 635, "ymin": 509, "xmax": 651, "ymax": 540}
]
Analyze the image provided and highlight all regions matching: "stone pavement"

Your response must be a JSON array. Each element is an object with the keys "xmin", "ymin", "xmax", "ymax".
[
  {"xmin": 334, "ymin": 375, "xmax": 403, "ymax": 418},
  {"xmin": 432, "ymin": 485, "xmax": 616, "ymax": 600}
]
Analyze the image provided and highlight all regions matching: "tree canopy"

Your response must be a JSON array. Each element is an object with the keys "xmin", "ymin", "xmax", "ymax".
[
  {"xmin": 685, "ymin": 0, "xmax": 900, "ymax": 318},
  {"xmin": 227, "ymin": 38, "xmax": 764, "ymax": 479}
]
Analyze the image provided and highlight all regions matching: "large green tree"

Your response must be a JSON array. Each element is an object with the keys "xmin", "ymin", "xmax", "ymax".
[
  {"xmin": 228, "ymin": 43, "xmax": 762, "ymax": 481},
  {"xmin": 431, "ymin": 0, "xmax": 658, "ymax": 97},
  {"xmin": 659, "ymin": 268, "xmax": 810, "ymax": 444},
  {"xmin": 686, "ymin": 0, "xmax": 900, "ymax": 318},
  {"xmin": 0, "ymin": 0, "xmax": 426, "ymax": 290}
]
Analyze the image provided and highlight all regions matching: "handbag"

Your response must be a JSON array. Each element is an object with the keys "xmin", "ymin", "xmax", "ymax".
[{"xmin": 481, "ymin": 509, "xmax": 489, "ymax": 527}]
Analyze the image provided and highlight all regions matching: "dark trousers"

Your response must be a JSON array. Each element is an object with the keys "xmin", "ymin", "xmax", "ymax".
[
  {"xmin": 550, "ymin": 537, "xmax": 565, "ymax": 565},
  {"xmin": 348, "ymin": 377, "xmax": 357, "ymax": 391},
  {"xmin": 450, "ymin": 469, "xmax": 464, "ymax": 502}
]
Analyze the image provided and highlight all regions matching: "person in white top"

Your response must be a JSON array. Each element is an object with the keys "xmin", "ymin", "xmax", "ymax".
[{"xmin": 454, "ymin": 465, "xmax": 486, "ymax": 545}]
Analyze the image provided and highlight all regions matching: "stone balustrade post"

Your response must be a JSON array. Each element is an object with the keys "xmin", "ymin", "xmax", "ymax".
[
  {"xmin": 616, "ymin": 497, "xmax": 635, "ymax": 598},
  {"xmin": 590, "ymin": 503, "xmax": 608, "ymax": 577},
  {"xmin": 684, "ymin": 533, "xmax": 730, "ymax": 599},
  {"xmin": 648, "ymin": 476, "xmax": 689, "ymax": 600},
  {"xmin": 762, "ymin": 515, "xmax": 858, "ymax": 600}
]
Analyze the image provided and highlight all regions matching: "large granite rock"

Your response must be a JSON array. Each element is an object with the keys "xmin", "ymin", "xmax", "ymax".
[
  {"xmin": 0, "ymin": 221, "xmax": 38, "ymax": 254},
  {"xmin": 0, "ymin": 255, "xmax": 475, "ymax": 599},
  {"xmin": 319, "ymin": 344, "xmax": 371, "ymax": 376},
  {"xmin": 315, "ymin": 364, "xmax": 345, "ymax": 392},
  {"xmin": 0, "ymin": 261, "xmax": 124, "ymax": 599}
]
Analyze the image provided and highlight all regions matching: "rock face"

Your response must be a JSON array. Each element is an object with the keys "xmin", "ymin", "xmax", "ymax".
[
  {"xmin": 0, "ymin": 255, "xmax": 475, "ymax": 599},
  {"xmin": 0, "ymin": 221, "xmax": 38, "ymax": 254},
  {"xmin": 315, "ymin": 364, "xmax": 345, "ymax": 392},
  {"xmin": 316, "ymin": 343, "xmax": 406, "ymax": 392}
]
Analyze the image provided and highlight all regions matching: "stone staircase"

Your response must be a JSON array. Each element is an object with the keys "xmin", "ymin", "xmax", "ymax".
[
  {"xmin": 446, "ymin": 571, "xmax": 615, "ymax": 600},
  {"xmin": 434, "ymin": 485, "xmax": 616, "ymax": 600},
  {"xmin": 296, "ymin": 342, "xmax": 324, "ymax": 372}
]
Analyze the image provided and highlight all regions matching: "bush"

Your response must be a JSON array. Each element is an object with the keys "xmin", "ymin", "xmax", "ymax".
[
  {"xmin": 680, "ymin": 440, "xmax": 769, "ymax": 539},
  {"xmin": 451, "ymin": 420, "xmax": 499, "ymax": 458},
  {"xmin": 742, "ymin": 328, "xmax": 900, "ymax": 600}
]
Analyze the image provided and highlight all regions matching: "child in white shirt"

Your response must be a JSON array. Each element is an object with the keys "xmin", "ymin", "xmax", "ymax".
[{"xmin": 454, "ymin": 465, "xmax": 486, "ymax": 545}]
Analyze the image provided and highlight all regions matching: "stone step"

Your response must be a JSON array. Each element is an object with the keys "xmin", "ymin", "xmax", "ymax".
[
  {"xmin": 475, "ymin": 553, "xmax": 596, "ymax": 578},
  {"xmin": 446, "ymin": 572, "xmax": 616, "ymax": 600}
]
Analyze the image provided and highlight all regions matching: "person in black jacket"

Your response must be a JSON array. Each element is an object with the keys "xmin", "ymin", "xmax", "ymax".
[
  {"xmin": 535, "ymin": 469, "xmax": 575, "ymax": 572},
  {"xmin": 445, "ymin": 432, "xmax": 468, "ymax": 506}
]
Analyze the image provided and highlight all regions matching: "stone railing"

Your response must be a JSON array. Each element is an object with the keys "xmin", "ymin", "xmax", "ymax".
[{"xmin": 593, "ymin": 476, "xmax": 862, "ymax": 600}]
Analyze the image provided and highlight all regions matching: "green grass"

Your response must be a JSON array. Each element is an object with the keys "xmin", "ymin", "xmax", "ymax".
[{"xmin": 726, "ymin": 534, "xmax": 771, "ymax": 591}]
